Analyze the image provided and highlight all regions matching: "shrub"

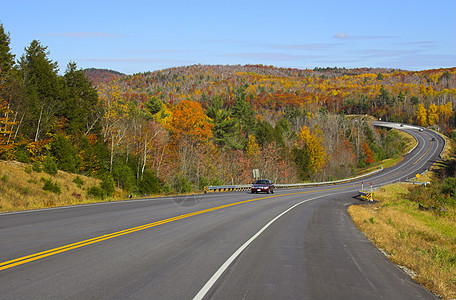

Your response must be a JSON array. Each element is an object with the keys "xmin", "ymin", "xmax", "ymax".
[
  {"xmin": 100, "ymin": 173, "xmax": 115, "ymax": 197},
  {"xmin": 87, "ymin": 186, "xmax": 106, "ymax": 199},
  {"xmin": 43, "ymin": 155, "xmax": 58, "ymax": 175},
  {"xmin": 172, "ymin": 173, "xmax": 192, "ymax": 194},
  {"xmin": 86, "ymin": 174, "xmax": 115, "ymax": 200},
  {"xmin": 24, "ymin": 165, "xmax": 32, "ymax": 174},
  {"xmin": 441, "ymin": 177, "xmax": 456, "ymax": 198},
  {"xmin": 1, "ymin": 174, "xmax": 8, "ymax": 182},
  {"xmin": 14, "ymin": 144, "xmax": 31, "ymax": 163},
  {"xmin": 72, "ymin": 176, "xmax": 84, "ymax": 188},
  {"xmin": 41, "ymin": 177, "xmax": 61, "ymax": 194},
  {"xmin": 112, "ymin": 162, "xmax": 136, "ymax": 193},
  {"xmin": 198, "ymin": 177, "xmax": 210, "ymax": 191},
  {"xmin": 138, "ymin": 170, "xmax": 162, "ymax": 195},
  {"xmin": 32, "ymin": 161, "xmax": 42, "ymax": 172},
  {"xmin": 198, "ymin": 177, "xmax": 224, "ymax": 190},
  {"xmin": 50, "ymin": 134, "xmax": 81, "ymax": 173}
]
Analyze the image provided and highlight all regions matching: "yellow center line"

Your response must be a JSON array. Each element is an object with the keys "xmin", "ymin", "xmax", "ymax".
[
  {"xmin": 0, "ymin": 186, "xmax": 352, "ymax": 271},
  {"xmin": 413, "ymin": 142, "xmax": 431, "ymax": 165}
]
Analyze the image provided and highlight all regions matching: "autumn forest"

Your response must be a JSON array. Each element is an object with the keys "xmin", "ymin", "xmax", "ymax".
[{"xmin": 1, "ymin": 24, "xmax": 456, "ymax": 197}]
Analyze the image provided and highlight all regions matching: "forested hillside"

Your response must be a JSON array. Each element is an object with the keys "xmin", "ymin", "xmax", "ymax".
[
  {"xmin": 84, "ymin": 68, "xmax": 125, "ymax": 85},
  {"xmin": 1, "ymin": 23, "xmax": 455, "ymax": 197}
]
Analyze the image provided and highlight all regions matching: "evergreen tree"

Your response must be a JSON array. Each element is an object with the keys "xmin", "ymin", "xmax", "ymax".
[
  {"xmin": 255, "ymin": 119, "xmax": 275, "ymax": 147},
  {"xmin": 19, "ymin": 40, "xmax": 63, "ymax": 141},
  {"xmin": 63, "ymin": 62, "xmax": 99, "ymax": 135},
  {"xmin": 0, "ymin": 23, "xmax": 15, "ymax": 76},
  {"xmin": 0, "ymin": 23, "xmax": 24, "ymax": 121},
  {"xmin": 231, "ymin": 86, "xmax": 255, "ymax": 133},
  {"xmin": 50, "ymin": 134, "xmax": 81, "ymax": 173},
  {"xmin": 274, "ymin": 118, "xmax": 290, "ymax": 147},
  {"xmin": 207, "ymin": 96, "xmax": 239, "ymax": 149},
  {"xmin": 145, "ymin": 96, "xmax": 163, "ymax": 116}
]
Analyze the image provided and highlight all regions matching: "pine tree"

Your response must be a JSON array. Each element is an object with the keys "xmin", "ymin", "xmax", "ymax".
[
  {"xmin": 63, "ymin": 61, "xmax": 99, "ymax": 135},
  {"xmin": 206, "ymin": 96, "xmax": 239, "ymax": 149},
  {"xmin": 0, "ymin": 23, "xmax": 15, "ymax": 76},
  {"xmin": 19, "ymin": 40, "xmax": 62, "ymax": 141}
]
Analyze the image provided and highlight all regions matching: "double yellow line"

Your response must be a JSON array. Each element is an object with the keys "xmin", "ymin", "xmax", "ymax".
[
  {"xmin": 0, "ymin": 190, "xmax": 321, "ymax": 271},
  {"xmin": 413, "ymin": 142, "xmax": 431, "ymax": 165}
]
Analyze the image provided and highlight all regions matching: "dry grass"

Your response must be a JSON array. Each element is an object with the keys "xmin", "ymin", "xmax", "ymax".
[
  {"xmin": 0, "ymin": 160, "xmax": 123, "ymax": 213},
  {"xmin": 349, "ymin": 183, "xmax": 456, "ymax": 299}
]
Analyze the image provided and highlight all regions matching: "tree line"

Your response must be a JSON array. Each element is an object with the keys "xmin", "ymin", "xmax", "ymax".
[{"xmin": 1, "ymin": 23, "xmax": 454, "ymax": 197}]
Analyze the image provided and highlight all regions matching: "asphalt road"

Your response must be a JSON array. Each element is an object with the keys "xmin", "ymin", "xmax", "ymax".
[{"xmin": 0, "ymin": 125, "xmax": 444, "ymax": 299}]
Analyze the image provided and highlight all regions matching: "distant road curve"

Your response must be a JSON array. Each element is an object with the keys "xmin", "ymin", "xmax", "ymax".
[{"xmin": 0, "ymin": 122, "xmax": 441, "ymax": 299}]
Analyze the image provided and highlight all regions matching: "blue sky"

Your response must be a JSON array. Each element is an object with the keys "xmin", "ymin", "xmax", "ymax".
[{"xmin": 1, "ymin": 0, "xmax": 455, "ymax": 74}]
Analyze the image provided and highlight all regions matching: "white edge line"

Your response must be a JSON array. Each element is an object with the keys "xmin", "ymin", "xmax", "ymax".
[
  {"xmin": 0, "ymin": 197, "xmax": 175, "ymax": 216},
  {"xmin": 193, "ymin": 192, "xmax": 341, "ymax": 300}
]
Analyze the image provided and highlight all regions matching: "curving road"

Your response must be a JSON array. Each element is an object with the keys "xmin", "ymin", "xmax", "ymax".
[{"xmin": 0, "ymin": 124, "xmax": 444, "ymax": 299}]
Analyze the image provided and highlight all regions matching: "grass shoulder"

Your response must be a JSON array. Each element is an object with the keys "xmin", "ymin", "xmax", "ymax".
[
  {"xmin": 348, "ymin": 183, "xmax": 456, "ymax": 299},
  {"xmin": 0, "ymin": 160, "xmax": 123, "ymax": 213},
  {"xmin": 348, "ymin": 128, "xmax": 456, "ymax": 299}
]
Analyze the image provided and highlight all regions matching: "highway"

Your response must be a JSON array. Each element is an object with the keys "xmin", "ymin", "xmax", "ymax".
[{"xmin": 0, "ymin": 124, "xmax": 444, "ymax": 299}]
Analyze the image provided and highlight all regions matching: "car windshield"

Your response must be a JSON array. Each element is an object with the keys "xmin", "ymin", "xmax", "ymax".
[{"xmin": 254, "ymin": 180, "xmax": 269, "ymax": 184}]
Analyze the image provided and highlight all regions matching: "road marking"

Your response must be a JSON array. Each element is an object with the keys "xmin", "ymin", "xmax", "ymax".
[
  {"xmin": 193, "ymin": 191, "xmax": 347, "ymax": 300},
  {"xmin": 0, "ymin": 197, "xmax": 177, "ymax": 216},
  {"xmin": 413, "ymin": 142, "xmax": 431, "ymax": 165},
  {"xmin": 0, "ymin": 188, "xmax": 348, "ymax": 271}
]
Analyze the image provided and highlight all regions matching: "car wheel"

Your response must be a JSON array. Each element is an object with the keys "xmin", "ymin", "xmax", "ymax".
[{"xmin": 266, "ymin": 189, "xmax": 270, "ymax": 194}]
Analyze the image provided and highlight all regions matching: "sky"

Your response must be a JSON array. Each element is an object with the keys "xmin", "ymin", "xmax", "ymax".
[{"xmin": 1, "ymin": 0, "xmax": 455, "ymax": 74}]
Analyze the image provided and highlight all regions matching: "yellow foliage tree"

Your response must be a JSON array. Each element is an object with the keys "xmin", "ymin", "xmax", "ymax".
[
  {"xmin": 154, "ymin": 102, "xmax": 172, "ymax": 127},
  {"xmin": 438, "ymin": 102, "xmax": 453, "ymax": 124},
  {"xmin": 298, "ymin": 126, "xmax": 327, "ymax": 174},
  {"xmin": 428, "ymin": 103, "xmax": 439, "ymax": 126},
  {"xmin": 416, "ymin": 104, "xmax": 428, "ymax": 126},
  {"xmin": 246, "ymin": 134, "xmax": 261, "ymax": 168}
]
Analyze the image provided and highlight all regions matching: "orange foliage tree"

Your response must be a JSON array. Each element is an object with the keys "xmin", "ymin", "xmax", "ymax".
[
  {"xmin": 168, "ymin": 100, "xmax": 213, "ymax": 143},
  {"xmin": 362, "ymin": 142, "xmax": 374, "ymax": 164},
  {"xmin": 0, "ymin": 100, "xmax": 17, "ymax": 157}
]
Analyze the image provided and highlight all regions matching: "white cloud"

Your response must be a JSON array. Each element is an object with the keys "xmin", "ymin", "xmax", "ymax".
[
  {"xmin": 333, "ymin": 32, "xmax": 348, "ymax": 39},
  {"xmin": 333, "ymin": 33, "xmax": 396, "ymax": 40}
]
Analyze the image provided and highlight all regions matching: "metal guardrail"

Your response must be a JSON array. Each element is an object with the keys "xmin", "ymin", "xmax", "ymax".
[{"xmin": 204, "ymin": 167, "xmax": 383, "ymax": 193}]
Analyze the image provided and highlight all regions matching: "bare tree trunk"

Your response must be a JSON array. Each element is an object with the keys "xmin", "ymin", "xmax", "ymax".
[
  {"xmin": 110, "ymin": 137, "xmax": 114, "ymax": 173},
  {"xmin": 13, "ymin": 113, "xmax": 24, "ymax": 142},
  {"xmin": 85, "ymin": 111, "xmax": 101, "ymax": 136},
  {"xmin": 156, "ymin": 145, "xmax": 166, "ymax": 177},
  {"xmin": 34, "ymin": 107, "xmax": 43, "ymax": 142},
  {"xmin": 141, "ymin": 133, "xmax": 147, "ymax": 180},
  {"xmin": 6, "ymin": 111, "xmax": 18, "ymax": 145}
]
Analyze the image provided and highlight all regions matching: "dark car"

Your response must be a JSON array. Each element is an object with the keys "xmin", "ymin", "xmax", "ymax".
[{"xmin": 251, "ymin": 179, "xmax": 274, "ymax": 194}]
